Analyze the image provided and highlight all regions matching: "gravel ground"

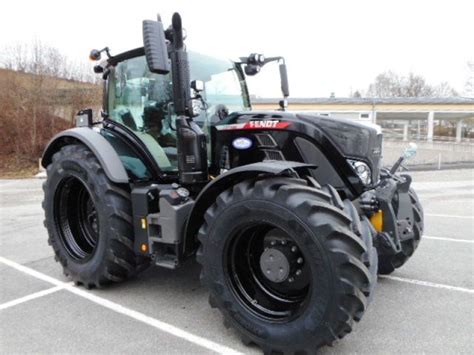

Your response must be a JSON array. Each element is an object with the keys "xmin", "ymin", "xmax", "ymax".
[{"xmin": 0, "ymin": 169, "xmax": 473, "ymax": 354}]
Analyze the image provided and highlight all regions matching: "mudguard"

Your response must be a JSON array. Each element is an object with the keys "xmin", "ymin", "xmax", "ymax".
[
  {"xmin": 183, "ymin": 161, "xmax": 316, "ymax": 255},
  {"xmin": 41, "ymin": 127, "xmax": 129, "ymax": 184}
]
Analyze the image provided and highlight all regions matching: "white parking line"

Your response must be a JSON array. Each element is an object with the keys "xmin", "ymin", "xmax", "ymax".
[
  {"xmin": 424, "ymin": 235, "xmax": 473, "ymax": 244},
  {"xmin": 0, "ymin": 285, "xmax": 64, "ymax": 311},
  {"xmin": 379, "ymin": 275, "xmax": 474, "ymax": 294},
  {"xmin": 0, "ymin": 256, "xmax": 242, "ymax": 355},
  {"xmin": 425, "ymin": 213, "xmax": 473, "ymax": 219}
]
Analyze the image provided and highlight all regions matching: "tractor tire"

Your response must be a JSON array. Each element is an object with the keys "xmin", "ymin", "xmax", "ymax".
[
  {"xmin": 42, "ymin": 144, "xmax": 148, "ymax": 288},
  {"xmin": 378, "ymin": 186, "xmax": 424, "ymax": 275},
  {"xmin": 342, "ymin": 200, "xmax": 378, "ymax": 302},
  {"xmin": 197, "ymin": 177, "xmax": 375, "ymax": 353}
]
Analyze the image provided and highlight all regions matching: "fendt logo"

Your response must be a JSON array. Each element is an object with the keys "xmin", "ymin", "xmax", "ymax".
[
  {"xmin": 215, "ymin": 121, "xmax": 291, "ymax": 131},
  {"xmin": 248, "ymin": 121, "xmax": 280, "ymax": 128}
]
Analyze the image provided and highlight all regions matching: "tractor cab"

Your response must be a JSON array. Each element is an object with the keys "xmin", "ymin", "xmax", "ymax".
[
  {"xmin": 104, "ymin": 52, "xmax": 250, "ymax": 174},
  {"xmin": 88, "ymin": 15, "xmax": 289, "ymax": 184}
]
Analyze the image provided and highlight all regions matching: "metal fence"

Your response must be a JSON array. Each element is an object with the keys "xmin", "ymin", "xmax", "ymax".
[{"xmin": 383, "ymin": 140, "xmax": 474, "ymax": 169}]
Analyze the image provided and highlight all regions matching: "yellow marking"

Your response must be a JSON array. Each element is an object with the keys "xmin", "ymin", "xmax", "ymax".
[{"xmin": 370, "ymin": 210, "xmax": 383, "ymax": 232}]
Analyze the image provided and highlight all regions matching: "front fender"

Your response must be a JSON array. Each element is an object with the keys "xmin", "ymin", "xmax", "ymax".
[
  {"xmin": 183, "ymin": 161, "xmax": 316, "ymax": 255},
  {"xmin": 41, "ymin": 127, "xmax": 129, "ymax": 184}
]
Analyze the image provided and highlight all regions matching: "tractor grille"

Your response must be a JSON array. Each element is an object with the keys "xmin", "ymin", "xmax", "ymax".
[
  {"xmin": 263, "ymin": 149, "xmax": 285, "ymax": 161},
  {"xmin": 255, "ymin": 134, "xmax": 277, "ymax": 148}
]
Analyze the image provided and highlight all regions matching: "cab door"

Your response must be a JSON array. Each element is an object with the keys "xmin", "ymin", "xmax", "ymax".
[{"xmin": 106, "ymin": 55, "xmax": 179, "ymax": 178}]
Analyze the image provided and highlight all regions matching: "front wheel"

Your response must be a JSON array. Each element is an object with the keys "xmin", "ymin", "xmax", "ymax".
[{"xmin": 197, "ymin": 178, "xmax": 374, "ymax": 353}]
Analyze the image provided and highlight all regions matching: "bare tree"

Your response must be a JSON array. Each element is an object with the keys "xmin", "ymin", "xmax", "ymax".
[
  {"xmin": 464, "ymin": 61, "xmax": 474, "ymax": 98},
  {"xmin": 0, "ymin": 41, "xmax": 101, "ymax": 174},
  {"xmin": 2, "ymin": 43, "xmax": 29, "ymax": 72},
  {"xmin": 366, "ymin": 71, "xmax": 403, "ymax": 97},
  {"xmin": 433, "ymin": 81, "xmax": 459, "ymax": 97},
  {"xmin": 403, "ymin": 73, "xmax": 434, "ymax": 97},
  {"xmin": 364, "ymin": 71, "xmax": 458, "ymax": 98}
]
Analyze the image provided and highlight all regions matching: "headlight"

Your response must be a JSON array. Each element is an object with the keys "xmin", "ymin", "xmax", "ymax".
[{"xmin": 348, "ymin": 160, "xmax": 372, "ymax": 185}]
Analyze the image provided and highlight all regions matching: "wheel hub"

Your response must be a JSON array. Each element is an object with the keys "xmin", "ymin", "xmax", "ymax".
[
  {"xmin": 259, "ymin": 233, "xmax": 305, "ymax": 285},
  {"xmin": 226, "ymin": 225, "xmax": 311, "ymax": 321},
  {"xmin": 259, "ymin": 248, "xmax": 290, "ymax": 283}
]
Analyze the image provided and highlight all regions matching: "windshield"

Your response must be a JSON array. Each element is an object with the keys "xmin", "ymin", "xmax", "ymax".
[
  {"xmin": 189, "ymin": 52, "xmax": 250, "ymax": 116},
  {"xmin": 107, "ymin": 51, "xmax": 250, "ymax": 172}
]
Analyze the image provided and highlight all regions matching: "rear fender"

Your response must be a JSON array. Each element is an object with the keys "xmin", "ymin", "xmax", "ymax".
[{"xmin": 41, "ymin": 127, "xmax": 129, "ymax": 184}]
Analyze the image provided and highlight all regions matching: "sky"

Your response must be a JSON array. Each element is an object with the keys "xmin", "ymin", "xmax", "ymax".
[{"xmin": 1, "ymin": 0, "xmax": 473, "ymax": 98}]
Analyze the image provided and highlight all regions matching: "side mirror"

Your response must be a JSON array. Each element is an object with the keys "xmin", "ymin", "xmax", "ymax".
[
  {"xmin": 143, "ymin": 18, "xmax": 170, "ymax": 74},
  {"xmin": 89, "ymin": 49, "xmax": 101, "ymax": 61},
  {"xmin": 279, "ymin": 63, "xmax": 290, "ymax": 98},
  {"xmin": 191, "ymin": 80, "xmax": 204, "ymax": 92},
  {"xmin": 403, "ymin": 142, "xmax": 418, "ymax": 160},
  {"xmin": 89, "ymin": 47, "xmax": 110, "ymax": 61}
]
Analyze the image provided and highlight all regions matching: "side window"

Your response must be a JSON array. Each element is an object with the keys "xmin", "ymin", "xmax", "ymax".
[
  {"xmin": 100, "ymin": 130, "xmax": 152, "ymax": 180},
  {"xmin": 108, "ymin": 56, "xmax": 178, "ymax": 172}
]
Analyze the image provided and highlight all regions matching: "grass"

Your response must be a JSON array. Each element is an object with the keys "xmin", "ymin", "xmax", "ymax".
[{"xmin": 0, "ymin": 154, "xmax": 39, "ymax": 179}]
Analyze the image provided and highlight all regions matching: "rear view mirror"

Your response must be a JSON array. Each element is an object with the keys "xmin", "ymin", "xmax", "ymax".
[
  {"xmin": 279, "ymin": 63, "xmax": 290, "ymax": 98},
  {"xmin": 89, "ymin": 49, "xmax": 101, "ymax": 61},
  {"xmin": 191, "ymin": 80, "xmax": 204, "ymax": 92},
  {"xmin": 403, "ymin": 142, "xmax": 418, "ymax": 160},
  {"xmin": 143, "ymin": 18, "xmax": 170, "ymax": 74}
]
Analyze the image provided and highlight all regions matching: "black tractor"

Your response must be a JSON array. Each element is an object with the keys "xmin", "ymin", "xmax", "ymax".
[{"xmin": 42, "ymin": 13, "xmax": 424, "ymax": 353}]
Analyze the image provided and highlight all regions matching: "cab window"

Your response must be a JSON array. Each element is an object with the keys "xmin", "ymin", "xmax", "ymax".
[
  {"xmin": 109, "ymin": 56, "xmax": 178, "ymax": 171},
  {"xmin": 107, "ymin": 52, "xmax": 250, "ymax": 173}
]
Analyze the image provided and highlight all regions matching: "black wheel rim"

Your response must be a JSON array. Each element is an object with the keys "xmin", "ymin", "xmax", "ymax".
[
  {"xmin": 54, "ymin": 176, "xmax": 99, "ymax": 262},
  {"xmin": 225, "ymin": 223, "xmax": 311, "ymax": 322}
]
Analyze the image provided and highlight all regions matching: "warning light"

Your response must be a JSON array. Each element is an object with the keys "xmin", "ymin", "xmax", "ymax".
[
  {"xmin": 141, "ymin": 218, "xmax": 147, "ymax": 229},
  {"xmin": 370, "ymin": 210, "xmax": 383, "ymax": 232},
  {"xmin": 140, "ymin": 243, "xmax": 148, "ymax": 253}
]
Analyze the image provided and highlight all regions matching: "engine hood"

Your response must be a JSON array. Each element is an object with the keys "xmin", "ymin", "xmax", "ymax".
[
  {"xmin": 214, "ymin": 110, "xmax": 383, "ymax": 190},
  {"xmin": 296, "ymin": 113, "xmax": 382, "ymax": 160},
  {"xmin": 217, "ymin": 111, "xmax": 382, "ymax": 160}
]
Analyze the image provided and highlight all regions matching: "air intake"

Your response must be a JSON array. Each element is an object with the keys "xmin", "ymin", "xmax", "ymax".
[{"xmin": 255, "ymin": 134, "xmax": 277, "ymax": 148}]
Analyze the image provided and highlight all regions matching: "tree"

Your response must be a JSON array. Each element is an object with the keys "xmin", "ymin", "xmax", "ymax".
[
  {"xmin": 363, "ymin": 71, "xmax": 458, "ymax": 98},
  {"xmin": 0, "ymin": 41, "xmax": 101, "ymax": 175},
  {"xmin": 433, "ymin": 81, "xmax": 459, "ymax": 97},
  {"xmin": 464, "ymin": 61, "xmax": 474, "ymax": 98}
]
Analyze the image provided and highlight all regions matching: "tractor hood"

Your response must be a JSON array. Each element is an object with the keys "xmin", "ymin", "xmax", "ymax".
[
  {"xmin": 213, "ymin": 111, "xmax": 383, "ymax": 193},
  {"xmin": 296, "ymin": 113, "xmax": 383, "ymax": 162}
]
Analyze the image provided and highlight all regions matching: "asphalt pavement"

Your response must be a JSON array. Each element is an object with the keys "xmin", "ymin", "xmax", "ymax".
[{"xmin": 1, "ymin": 169, "xmax": 473, "ymax": 354}]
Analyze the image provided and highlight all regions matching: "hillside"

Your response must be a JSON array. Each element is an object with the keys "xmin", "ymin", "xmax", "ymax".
[{"xmin": 0, "ymin": 68, "xmax": 101, "ymax": 177}]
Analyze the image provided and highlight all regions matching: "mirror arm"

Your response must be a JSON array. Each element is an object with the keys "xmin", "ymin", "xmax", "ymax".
[
  {"xmin": 103, "ymin": 47, "xmax": 111, "ymax": 58},
  {"xmin": 390, "ymin": 156, "xmax": 405, "ymax": 174},
  {"xmin": 263, "ymin": 56, "xmax": 284, "ymax": 65}
]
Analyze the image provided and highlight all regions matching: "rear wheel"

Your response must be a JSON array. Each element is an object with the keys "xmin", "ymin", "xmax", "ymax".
[
  {"xmin": 42, "ymin": 144, "xmax": 148, "ymax": 288},
  {"xmin": 378, "ymin": 186, "xmax": 424, "ymax": 274},
  {"xmin": 197, "ymin": 177, "xmax": 375, "ymax": 353}
]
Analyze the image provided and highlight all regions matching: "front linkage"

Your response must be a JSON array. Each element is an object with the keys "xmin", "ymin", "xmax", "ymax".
[{"xmin": 360, "ymin": 167, "xmax": 424, "ymax": 274}]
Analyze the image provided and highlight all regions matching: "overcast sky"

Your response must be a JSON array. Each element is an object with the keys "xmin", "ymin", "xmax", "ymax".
[{"xmin": 1, "ymin": 0, "xmax": 473, "ymax": 98}]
